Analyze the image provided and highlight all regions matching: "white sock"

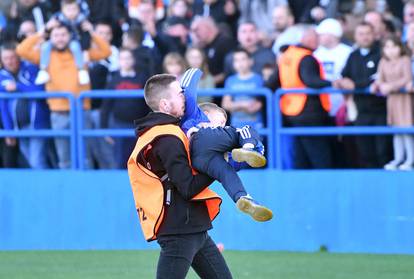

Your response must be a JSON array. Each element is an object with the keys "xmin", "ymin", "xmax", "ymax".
[
  {"xmin": 403, "ymin": 134, "xmax": 414, "ymax": 165},
  {"xmin": 243, "ymin": 143, "xmax": 254, "ymax": 149},
  {"xmin": 391, "ymin": 135, "xmax": 405, "ymax": 164}
]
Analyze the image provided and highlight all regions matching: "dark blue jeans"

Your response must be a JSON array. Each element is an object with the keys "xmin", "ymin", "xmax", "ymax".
[
  {"xmin": 156, "ymin": 232, "xmax": 232, "ymax": 279},
  {"xmin": 190, "ymin": 126, "xmax": 261, "ymax": 202}
]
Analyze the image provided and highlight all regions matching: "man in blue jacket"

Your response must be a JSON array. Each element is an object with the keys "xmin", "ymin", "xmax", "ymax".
[{"xmin": 0, "ymin": 42, "xmax": 50, "ymax": 169}]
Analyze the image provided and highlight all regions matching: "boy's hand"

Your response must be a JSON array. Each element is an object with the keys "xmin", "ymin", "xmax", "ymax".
[
  {"xmin": 81, "ymin": 20, "xmax": 94, "ymax": 33},
  {"xmin": 46, "ymin": 17, "xmax": 60, "ymax": 31},
  {"xmin": 198, "ymin": 122, "xmax": 217, "ymax": 128}
]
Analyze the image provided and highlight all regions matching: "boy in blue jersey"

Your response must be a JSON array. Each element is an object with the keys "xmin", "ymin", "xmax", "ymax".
[{"xmin": 180, "ymin": 68, "xmax": 273, "ymax": 222}]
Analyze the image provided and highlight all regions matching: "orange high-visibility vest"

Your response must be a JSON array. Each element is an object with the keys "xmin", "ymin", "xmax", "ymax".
[
  {"xmin": 278, "ymin": 45, "xmax": 331, "ymax": 116},
  {"xmin": 127, "ymin": 124, "xmax": 222, "ymax": 241}
]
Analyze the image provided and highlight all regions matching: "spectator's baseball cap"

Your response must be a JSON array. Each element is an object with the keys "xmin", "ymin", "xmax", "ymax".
[{"xmin": 316, "ymin": 18, "xmax": 343, "ymax": 37}]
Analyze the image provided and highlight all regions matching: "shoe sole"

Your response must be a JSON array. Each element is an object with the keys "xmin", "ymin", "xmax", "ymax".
[
  {"xmin": 236, "ymin": 199, "xmax": 273, "ymax": 222},
  {"xmin": 232, "ymin": 149, "xmax": 266, "ymax": 168}
]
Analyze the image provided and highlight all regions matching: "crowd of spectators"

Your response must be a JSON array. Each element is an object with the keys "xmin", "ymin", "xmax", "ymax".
[{"xmin": 0, "ymin": 0, "xmax": 412, "ymax": 170}]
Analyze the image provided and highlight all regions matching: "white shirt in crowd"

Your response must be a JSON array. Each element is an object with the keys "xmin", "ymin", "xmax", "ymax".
[{"xmin": 314, "ymin": 42, "xmax": 353, "ymax": 116}]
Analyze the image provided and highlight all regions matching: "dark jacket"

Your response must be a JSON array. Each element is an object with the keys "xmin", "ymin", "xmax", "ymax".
[
  {"xmin": 0, "ymin": 61, "xmax": 50, "ymax": 130},
  {"xmin": 341, "ymin": 44, "xmax": 385, "ymax": 114},
  {"xmin": 100, "ymin": 71, "xmax": 149, "ymax": 127},
  {"xmin": 134, "ymin": 112, "xmax": 214, "ymax": 236}
]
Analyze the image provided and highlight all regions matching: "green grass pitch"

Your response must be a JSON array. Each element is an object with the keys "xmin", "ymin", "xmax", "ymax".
[{"xmin": 1, "ymin": 250, "xmax": 413, "ymax": 279}]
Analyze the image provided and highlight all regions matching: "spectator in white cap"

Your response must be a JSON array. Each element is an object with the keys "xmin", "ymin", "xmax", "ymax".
[{"xmin": 314, "ymin": 18, "xmax": 352, "ymax": 118}]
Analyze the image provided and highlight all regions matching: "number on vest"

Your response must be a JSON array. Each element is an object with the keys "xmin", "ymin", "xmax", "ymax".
[{"xmin": 138, "ymin": 207, "xmax": 147, "ymax": 221}]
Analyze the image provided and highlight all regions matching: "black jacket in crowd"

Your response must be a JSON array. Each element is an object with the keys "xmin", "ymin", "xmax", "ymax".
[
  {"xmin": 100, "ymin": 71, "xmax": 149, "ymax": 128},
  {"xmin": 134, "ymin": 112, "xmax": 214, "ymax": 236},
  {"xmin": 341, "ymin": 43, "xmax": 386, "ymax": 115}
]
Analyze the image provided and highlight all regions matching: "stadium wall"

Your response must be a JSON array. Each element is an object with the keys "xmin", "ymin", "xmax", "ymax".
[{"xmin": 0, "ymin": 170, "xmax": 413, "ymax": 254}]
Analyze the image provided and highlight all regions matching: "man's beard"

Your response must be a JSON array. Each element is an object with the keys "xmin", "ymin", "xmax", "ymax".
[{"xmin": 53, "ymin": 44, "xmax": 68, "ymax": 52}]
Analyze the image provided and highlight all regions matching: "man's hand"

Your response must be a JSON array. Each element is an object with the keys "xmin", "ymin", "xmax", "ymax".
[
  {"xmin": 104, "ymin": 136, "xmax": 115, "ymax": 145},
  {"xmin": 336, "ymin": 78, "xmax": 355, "ymax": 90},
  {"xmin": 379, "ymin": 83, "xmax": 393, "ymax": 95},
  {"xmin": 4, "ymin": 81, "xmax": 17, "ymax": 92},
  {"xmin": 5, "ymin": 137, "xmax": 16, "ymax": 146}
]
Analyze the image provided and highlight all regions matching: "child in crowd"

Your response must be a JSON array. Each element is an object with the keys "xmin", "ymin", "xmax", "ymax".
[
  {"xmin": 101, "ymin": 48, "xmax": 149, "ymax": 169},
  {"xmin": 222, "ymin": 48, "xmax": 264, "ymax": 130},
  {"xmin": 185, "ymin": 47, "xmax": 215, "ymax": 89},
  {"xmin": 163, "ymin": 52, "xmax": 187, "ymax": 80},
  {"xmin": 36, "ymin": 0, "xmax": 91, "ymax": 85},
  {"xmin": 166, "ymin": 0, "xmax": 190, "ymax": 26},
  {"xmin": 185, "ymin": 47, "xmax": 215, "ymax": 102},
  {"xmin": 370, "ymin": 36, "xmax": 414, "ymax": 170},
  {"xmin": 180, "ymin": 68, "xmax": 273, "ymax": 222}
]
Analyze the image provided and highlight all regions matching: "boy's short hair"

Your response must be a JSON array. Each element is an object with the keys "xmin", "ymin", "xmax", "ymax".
[
  {"xmin": 61, "ymin": 0, "xmax": 78, "ymax": 6},
  {"xmin": 233, "ymin": 47, "xmax": 251, "ymax": 59},
  {"xmin": 144, "ymin": 74, "xmax": 177, "ymax": 111},
  {"xmin": 125, "ymin": 25, "xmax": 144, "ymax": 45},
  {"xmin": 199, "ymin": 102, "xmax": 227, "ymax": 120}
]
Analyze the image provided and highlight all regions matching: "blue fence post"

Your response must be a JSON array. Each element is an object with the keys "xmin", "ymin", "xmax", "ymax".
[
  {"xmin": 264, "ymin": 88, "xmax": 275, "ymax": 169},
  {"xmin": 69, "ymin": 95, "xmax": 78, "ymax": 170},
  {"xmin": 76, "ymin": 95, "xmax": 85, "ymax": 170},
  {"xmin": 274, "ymin": 89, "xmax": 283, "ymax": 170}
]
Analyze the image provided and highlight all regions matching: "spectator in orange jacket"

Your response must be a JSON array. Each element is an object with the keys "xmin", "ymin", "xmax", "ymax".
[{"xmin": 16, "ymin": 23, "xmax": 111, "ymax": 169}]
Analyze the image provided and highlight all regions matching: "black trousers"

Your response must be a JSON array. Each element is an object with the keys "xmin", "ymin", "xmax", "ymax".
[
  {"xmin": 190, "ymin": 126, "xmax": 260, "ymax": 202},
  {"xmin": 354, "ymin": 112, "xmax": 392, "ymax": 168},
  {"xmin": 284, "ymin": 113, "xmax": 334, "ymax": 169},
  {"xmin": 0, "ymin": 139, "xmax": 19, "ymax": 168},
  {"xmin": 156, "ymin": 232, "xmax": 232, "ymax": 279}
]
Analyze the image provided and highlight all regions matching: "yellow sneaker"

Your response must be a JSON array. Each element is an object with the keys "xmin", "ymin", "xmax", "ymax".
[
  {"xmin": 231, "ymin": 148, "xmax": 266, "ymax": 168},
  {"xmin": 236, "ymin": 195, "xmax": 273, "ymax": 222}
]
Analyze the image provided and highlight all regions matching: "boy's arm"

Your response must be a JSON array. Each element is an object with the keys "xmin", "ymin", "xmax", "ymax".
[
  {"xmin": 16, "ymin": 34, "xmax": 41, "ymax": 65},
  {"xmin": 180, "ymin": 68, "xmax": 203, "ymax": 122}
]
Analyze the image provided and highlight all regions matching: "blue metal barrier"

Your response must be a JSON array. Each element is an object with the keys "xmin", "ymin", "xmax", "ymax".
[
  {"xmin": 0, "ymin": 92, "xmax": 77, "ymax": 169},
  {"xmin": 274, "ymin": 88, "xmax": 414, "ymax": 169},
  {"xmin": 77, "ymin": 88, "xmax": 275, "ymax": 169}
]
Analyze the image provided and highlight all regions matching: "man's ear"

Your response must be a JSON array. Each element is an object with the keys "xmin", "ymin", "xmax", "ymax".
[{"xmin": 159, "ymin": 98, "xmax": 169, "ymax": 112}]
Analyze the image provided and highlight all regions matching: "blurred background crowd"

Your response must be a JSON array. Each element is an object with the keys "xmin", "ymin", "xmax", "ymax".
[{"xmin": 0, "ymin": 0, "xmax": 413, "ymax": 170}]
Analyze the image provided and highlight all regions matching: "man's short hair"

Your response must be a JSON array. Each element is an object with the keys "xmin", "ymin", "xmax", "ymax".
[
  {"xmin": 357, "ymin": 21, "xmax": 375, "ymax": 31},
  {"xmin": 0, "ymin": 41, "xmax": 17, "ymax": 54},
  {"xmin": 199, "ymin": 102, "xmax": 227, "ymax": 120},
  {"xmin": 52, "ymin": 23, "xmax": 71, "ymax": 33},
  {"xmin": 144, "ymin": 74, "xmax": 177, "ymax": 111}
]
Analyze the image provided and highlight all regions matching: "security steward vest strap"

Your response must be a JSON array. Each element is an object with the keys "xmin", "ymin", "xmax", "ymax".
[
  {"xmin": 127, "ymin": 124, "xmax": 222, "ymax": 241},
  {"xmin": 278, "ymin": 45, "xmax": 331, "ymax": 116}
]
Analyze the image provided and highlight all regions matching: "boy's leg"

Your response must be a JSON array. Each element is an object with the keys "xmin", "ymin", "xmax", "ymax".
[
  {"xmin": 232, "ymin": 125, "xmax": 267, "ymax": 167},
  {"xmin": 201, "ymin": 153, "xmax": 247, "ymax": 202},
  {"xmin": 69, "ymin": 40, "xmax": 90, "ymax": 85},
  {"xmin": 39, "ymin": 41, "xmax": 52, "ymax": 69},
  {"xmin": 36, "ymin": 42, "xmax": 52, "ymax": 84},
  {"xmin": 192, "ymin": 149, "xmax": 273, "ymax": 221},
  {"xmin": 69, "ymin": 40, "xmax": 84, "ymax": 69}
]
